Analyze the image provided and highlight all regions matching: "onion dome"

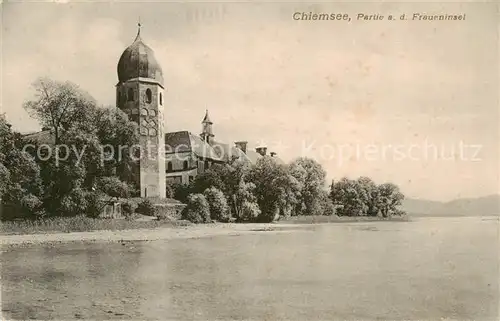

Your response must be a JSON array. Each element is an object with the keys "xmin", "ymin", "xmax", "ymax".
[{"xmin": 117, "ymin": 24, "xmax": 163, "ymax": 85}]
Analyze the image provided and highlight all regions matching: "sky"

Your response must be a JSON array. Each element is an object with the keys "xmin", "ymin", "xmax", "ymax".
[{"xmin": 1, "ymin": 1, "xmax": 499, "ymax": 201}]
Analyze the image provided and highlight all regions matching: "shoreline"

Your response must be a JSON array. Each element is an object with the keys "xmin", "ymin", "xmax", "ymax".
[
  {"xmin": 0, "ymin": 217, "xmax": 410, "ymax": 246},
  {"xmin": 0, "ymin": 223, "xmax": 315, "ymax": 247},
  {"xmin": 4, "ymin": 215, "xmax": 495, "ymax": 247}
]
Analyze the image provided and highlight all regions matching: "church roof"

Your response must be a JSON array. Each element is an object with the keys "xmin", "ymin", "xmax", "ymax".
[
  {"xmin": 211, "ymin": 141, "xmax": 252, "ymax": 163},
  {"xmin": 244, "ymin": 149, "xmax": 262, "ymax": 164},
  {"xmin": 117, "ymin": 26, "xmax": 163, "ymax": 85},
  {"xmin": 22, "ymin": 129, "xmax": 55, "ymax": 145},
  {"xmin": 164, "ymin": 131, "xmax": 221, "ymax": 161}
]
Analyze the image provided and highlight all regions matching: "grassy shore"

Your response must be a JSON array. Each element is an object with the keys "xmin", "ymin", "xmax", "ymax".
[{"xmin": 0, "ymin": 215, "xmax": 191, "ymax": 235}]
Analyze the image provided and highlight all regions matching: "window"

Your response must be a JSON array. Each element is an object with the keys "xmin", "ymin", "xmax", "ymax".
[
  {"xmin": 127, "ymin": 88, "xmax": 134, "ymax": 101},
  {"xmin": 159, "ymin": 92, "xmax": 163, "ymax": 105},
  {"xmin": 183, "ymin": 160, "xmax": 188, "ymax": 170},
  {"xmin": 146, "ymin": 88, "xmax": 152, "ymax": 104},
  {"xmin": 204, "ymin": 160, "xmax": 209, "ymax": 170},
  {"xmin": 167, "ymin": 162, "xmax": 172, "ymax": 172}
]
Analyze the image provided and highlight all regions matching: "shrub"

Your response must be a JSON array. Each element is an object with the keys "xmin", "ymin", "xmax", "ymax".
[
  {"xmin": 96, "ymin": 176, "xmax": 131, "ymax": 198},
  {"xmin": 136, "ymin": 198, "xmax": 159, "ymax": 217},
  {"xmin": 85, "ymin": 192, "xmax": 106, "ymax": 218},
  {"xmin": 172, "ymin": 183, "xmax": 192, "ymax": 203},
  {"xmin": 203, "ymin": 187, "xmax": 231, "ymax": 222},
  {"xmin": 1, "ymin": 184, "xmax": 44, "ymax": 220},
  {"xmin": 0, "ymin": 162, "xmax": 10, "ymax": 199},
  {"xmin": 59, "ymin": 188, "xmax": 88, "ymax": 217},
  {"xmin": 165, "ymin": 184, "xmax": 174, "ymax": 198},
  {"xmin": 121, "ymin": 200, "xmax": 137, "ymax": 218},
  {"xmin": 181, "ymin": 194, "xmax": 210, "ymax": 223},
  {"xmin": 20, "ymin": 194, "xmax": 44, "ymax": 218},
  {"xmin": 239, "ymin": 201, "xmax": 261, "ymax": 222}
]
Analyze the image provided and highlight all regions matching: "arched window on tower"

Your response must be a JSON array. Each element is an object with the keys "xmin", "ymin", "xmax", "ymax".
[
  {"xmin": 183, "ymin": 160, "xmax": 188, "ymax": 170},
  {"xmin": 146, "ymin": 88, "xmax": 152, "ymax": 104},
  {"xmin": 127, "ymin": 88, "xmax": 134, "ymax": 101},
  {"xmin": 167, "ymin": 162, "xmax": 172, "ymax": 172},
  {"xmin": 159, "ymin": 92, "xmax": 163, "ymax": 105}
]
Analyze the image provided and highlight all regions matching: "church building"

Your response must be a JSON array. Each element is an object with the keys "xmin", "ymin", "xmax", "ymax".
[{"xmin": 24, "ymin": 24, "xmax": 284, "ymax": 198}]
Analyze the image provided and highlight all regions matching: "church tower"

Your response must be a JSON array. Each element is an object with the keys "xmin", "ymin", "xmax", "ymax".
[
  {"xmin": 200, "ymin": 109, "xmax": 214, "ymax": 144},
  {"xmin": 116, "ymin": 24, "xmax": 166, "ymax": 198}
]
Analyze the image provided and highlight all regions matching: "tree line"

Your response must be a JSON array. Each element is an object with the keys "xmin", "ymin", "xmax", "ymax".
[
  {"xmin": 172, "ymin": 156, "xmax": 405, "ymax": 223},
  {"xmin": 0, "ymin": 78, "xmax": 406, "ymax": 222}
]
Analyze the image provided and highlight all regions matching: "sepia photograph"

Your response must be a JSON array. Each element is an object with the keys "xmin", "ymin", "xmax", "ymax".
[{"xmin": 1, "ymin": 1, "xmax": 499, "ymax": 320}]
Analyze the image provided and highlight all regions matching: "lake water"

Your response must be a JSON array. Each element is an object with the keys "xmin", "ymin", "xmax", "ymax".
[{"xmin": 2, "ymin": 217, "xmax": 499, "ymax": 320}]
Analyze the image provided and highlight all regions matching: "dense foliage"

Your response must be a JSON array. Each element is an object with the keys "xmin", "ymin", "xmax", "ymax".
[
  {"xmin": 1, "ymin": 77, "xmax": 407, "ymax": 223},
  {"xmin": 1, "ymin": 78, "xmax": 139, "ymax": 220},
  {"xmin": 173, "ymin": 156, "xmax": 406, "ymax": 223},
  {"xmin": 330, "ymin": 177, "xmax": 405, "ymax": 217}
]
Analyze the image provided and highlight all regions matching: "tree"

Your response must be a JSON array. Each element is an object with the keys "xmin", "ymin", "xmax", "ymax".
[
  {"xmin": 319, "ymin": 190, "xmax": 336, "ymax": 216},
  {"xmin": 331, "ymin": 177, "xmax": 405, "ymax": 217},
  {"xmin": 1, "ymin": 148, "xmax": 44, "ymax": 220},
  {"xmin": 192, "ymin": 158, "xmax": 253, "ymax": 219},
  {"xmin": 232, "ymin": 181, "xmax": 260, "ymax": 222},
  {"xmin": 357, "ymin": 177, "xmax": 380, "ymax": 216},
  {"xmin": 288, "ymin": 157, "xmax": 327, "ymax": 216},
  {"xmin": 248, "ymin": 157, "xmax": 301, "ymax": 222},
  {"xmin": 203, "ymin": 187, "xmax": 231, "ymax": 222},
  {"xmin": 0, "ymin": 115, "xmax": 46, "ymax": 219},
  {"xmin": 377, "ymin": 183, "xmax": 405, "ymax": 217},
  {"xmin": 93, "ymin": 107, "xmax": 139, "ymax": 186},
  {"xmin": 331, "ymin": 177, "xmax": 367, "ymax": 216},
  {"xmin": 23, "ymin": 78, "xmax": 97, "ymax": 144},
  {"xmin": 192, "ymin": 164, "xmax": 227, "ymax": 194},
  {"xmin": 17, "ymin": 78, "xmax": 141, "ymax": 217}
]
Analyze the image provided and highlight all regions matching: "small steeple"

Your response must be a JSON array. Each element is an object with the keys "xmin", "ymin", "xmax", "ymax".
[
  {"xmin": 200, "ymin": 109, "xmax": 214, "ymax": 144},
  {"xmin": 202, "ymin": 109, "xmax": 212, "ymax": 124}
]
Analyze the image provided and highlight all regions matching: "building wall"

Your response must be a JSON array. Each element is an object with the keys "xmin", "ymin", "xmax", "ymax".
[
  {"xmin": 166, "ymin": 168, "xmax": 198, "ymax": 185},
  {"xmin": 164, "ymin": 151, "xmax": 218, "ymax": 185},
  {"xmin": 165, "ymin": 151, "xmax": 199, "ymax": 185}
]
